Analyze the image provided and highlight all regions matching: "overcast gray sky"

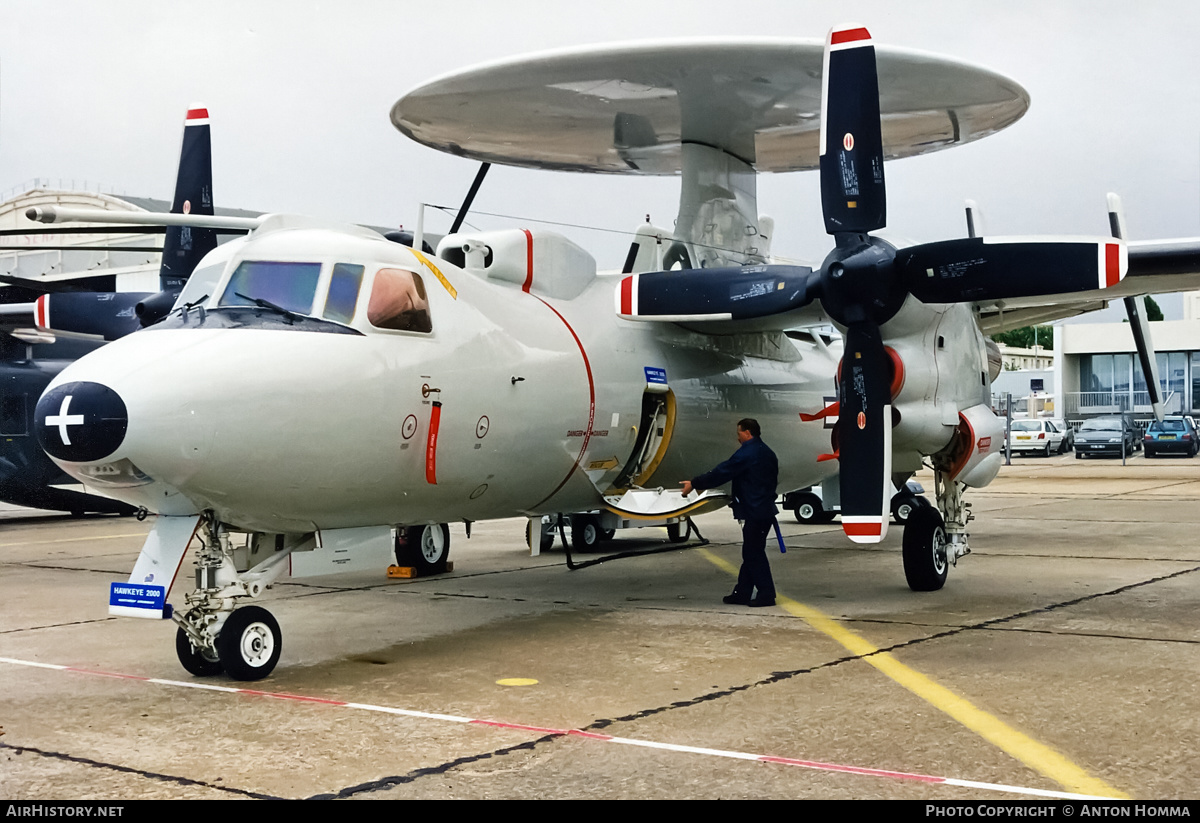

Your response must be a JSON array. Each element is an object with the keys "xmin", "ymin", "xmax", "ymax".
[{"xmin": 3, "ymin": 1, "xmax": 1198, "ymax": 317}]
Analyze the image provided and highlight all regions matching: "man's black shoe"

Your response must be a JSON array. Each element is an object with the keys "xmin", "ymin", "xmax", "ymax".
[
  {"xmin": 723, "ymin": 593, "xmax": 752, "ymax": 605},
  {"xmin": 748, "ymin": 596, "xmax": 776, "ymax": 607}
]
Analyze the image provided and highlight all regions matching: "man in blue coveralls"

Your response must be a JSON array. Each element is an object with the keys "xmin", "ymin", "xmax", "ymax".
[{"xmin": 681, "ymin": 418, "xmax": 779, "ymax": 607}]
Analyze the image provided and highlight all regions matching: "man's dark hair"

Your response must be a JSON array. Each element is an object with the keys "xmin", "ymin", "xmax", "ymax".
[{"xmin": 737, "ymin": 418, "xmax": 761, "ymax": 438}]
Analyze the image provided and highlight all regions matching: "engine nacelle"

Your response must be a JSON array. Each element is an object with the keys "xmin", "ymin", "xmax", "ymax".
[
  {"xmin": 937, "ymin": 403, "xmax": 1005, "ymax": 488},
  {"xmin": 871, "ymin": 299, "xmax": 995, "ymax": 471}
]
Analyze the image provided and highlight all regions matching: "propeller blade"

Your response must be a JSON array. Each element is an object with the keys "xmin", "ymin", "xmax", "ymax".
[
  {"xmin": 1108, "ymin": 193, "xmax": 1165, "ymax": 421},
  {"xmin": 897, "ymin": 236, "xmax": 1127, "ymax": 303},
  {"xmin": 34, "ymin": 292, "xmax": 148, "ymax": 341},
  {"xmin": 616, "ymin": 265, "xmax": 817, "ymax": 321},
  {"xmin": 820, "ymin": 24, "xmax": 886, "ymax": 235},
  {"xmin": 838, "ymin": 322, "xmax": 891, "ymax": 543}
]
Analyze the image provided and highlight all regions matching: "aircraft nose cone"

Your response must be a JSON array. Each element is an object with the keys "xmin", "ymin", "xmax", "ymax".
[{"xmin": 35, "ymin": 381, "xmax": 129, "ymax": 462}]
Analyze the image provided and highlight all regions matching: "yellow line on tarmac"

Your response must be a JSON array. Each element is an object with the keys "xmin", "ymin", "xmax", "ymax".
[{"xmin": 698, "ymin": 547, "xmax": 1127, "ymax": 799}]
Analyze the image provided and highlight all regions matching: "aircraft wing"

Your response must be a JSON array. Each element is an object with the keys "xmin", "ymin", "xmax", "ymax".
[{"xmin": 974, "ymin": 238, "xmax": 1200, "ymax": 334}]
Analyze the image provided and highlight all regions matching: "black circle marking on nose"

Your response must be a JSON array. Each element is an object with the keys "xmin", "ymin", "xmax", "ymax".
[{"xmin": 35, "ymin": 381, "xmax": 128, "ymax": 462}]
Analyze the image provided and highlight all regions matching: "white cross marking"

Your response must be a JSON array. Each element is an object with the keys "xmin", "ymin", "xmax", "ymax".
[{"xmin": 45, "ymin": 395, "xmax": 85, "ymax": 446}]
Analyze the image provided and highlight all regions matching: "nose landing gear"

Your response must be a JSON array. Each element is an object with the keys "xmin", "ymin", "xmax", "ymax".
[{"xmin": 172, "ymin": 515, "xmax": 292, "ymax": 681}]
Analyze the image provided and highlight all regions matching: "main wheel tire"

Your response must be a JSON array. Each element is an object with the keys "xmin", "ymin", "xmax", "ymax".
[
  {"xmin": 216, "ymin": 606, "xmax": 282, "ymax": 681},
  {"xmin": 571, "ymin": 514, "xmax": 600, "ymax": 551},
  {"xmin": 902, "ymin": 506, "xmax": 949, "ymax": 592},
  {"xmin": 793, "ymin": 494, "xmax": 824, "ymax": 525},
  {"xmin": 401, "ymin": 524, "xmax": 450, "ymax": 574},
  {"xmin": 666, "ymin": 521, "xmax": 687, "ymax": 543},
  {"xmin": 526, "ymin": 519, "xmax": 556, "ymax": 552},
  {"xmin": 175, "ymin": 626, "xmax": 222, "ymax": 677}
]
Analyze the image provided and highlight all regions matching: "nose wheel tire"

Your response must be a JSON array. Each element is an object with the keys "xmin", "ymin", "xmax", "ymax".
[
  {"xmin": 175, "ymin": 627, "xmax": 223, "ymax": 677},
  {"xmin": 400, "ymin": 524, "xmax": 450, "ymax": 574},
  {"xmin": 216, "ymin": 606, "xmax": 282, "ymax": 681},
  {"xmin": 902, "ymin": 506, "xmax": 948, "ymax": 592}
]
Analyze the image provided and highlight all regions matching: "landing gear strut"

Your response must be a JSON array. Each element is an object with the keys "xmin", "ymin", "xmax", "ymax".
[{"xmin": 172, "ymin": 514, "xmax": 292, "ymax": 681}]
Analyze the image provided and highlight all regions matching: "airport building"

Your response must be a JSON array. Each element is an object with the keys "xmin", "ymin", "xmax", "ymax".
[
  {"xmin": 1053, "ymin": 309, "xmax": 1200, "ymax": 420},
  {"xmin": 0, "ymin": 184, "xmax": 258, "ymax": 296}
]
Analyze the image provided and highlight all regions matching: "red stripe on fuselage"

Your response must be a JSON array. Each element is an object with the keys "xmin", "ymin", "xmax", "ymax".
[
  {"xmin": 1105, "ymin": 243, "xmax": 1120, "ymax": 288},
  {"xmin": 528, "ymin": 298, "xmax": 596, "ymax": 511},
  {"xmin": 426, "ymin": 401, "xmax": 442, "ymax": 485},
  {"xmin": 522, "ymin": 229, "xmax": 534, "ymax": 293},
  {"xmin": 831, "ymin": 27, "xmax": 871, "ymax": 45}
]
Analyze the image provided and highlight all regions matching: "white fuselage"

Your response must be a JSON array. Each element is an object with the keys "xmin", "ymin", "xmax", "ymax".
[{"xmin": 41, "ymin": 220, "xmax": 849, "ymax": 535}]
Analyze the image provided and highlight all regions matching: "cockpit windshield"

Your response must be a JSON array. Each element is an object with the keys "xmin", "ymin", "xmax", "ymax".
[{"xmin": 218, "ymin": 261, "xmax": 322, "ymax": 315}]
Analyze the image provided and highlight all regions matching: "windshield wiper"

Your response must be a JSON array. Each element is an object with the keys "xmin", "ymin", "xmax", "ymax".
[
  {"xmin": 177, "ymin": 294, "xmax": 208, "ymax": 322},
  {"xmin": 234, "ymin": 291, "xmax": 298, "ymax": 325}
]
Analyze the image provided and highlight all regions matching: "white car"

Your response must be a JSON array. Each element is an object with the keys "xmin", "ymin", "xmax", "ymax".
[{"xmin": 1005, "ymin": 418, "xmax": 1066, "ymax": 456}]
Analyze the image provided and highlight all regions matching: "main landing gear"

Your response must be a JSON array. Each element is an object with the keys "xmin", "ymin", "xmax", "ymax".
[
  {"xmin": 172, "ymin": 515, "xmax": 292, "ymax": 681},
  {"xmin": 901, "ymin": 469, "xmax": 971, "ymax": 592}
]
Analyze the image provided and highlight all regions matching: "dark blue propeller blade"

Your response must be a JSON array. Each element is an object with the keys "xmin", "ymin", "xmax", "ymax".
[
  {"xmin": 838, "ymin": 321, "xmax": 891, "ymax": 543},
  {"xmin": 896, "ymin": 237, "xmax": 1126, "ymax": 303},
  {"xmin": 617, "ymin": 265, "xmax": 818, "ymax": 321},
  {"xmin": 37, "ymin": 293, "xmax": 147, "ymax": 341},
  {"xmin": 820, "ymin": 25, "xmax": 886, "ymax": 235}
]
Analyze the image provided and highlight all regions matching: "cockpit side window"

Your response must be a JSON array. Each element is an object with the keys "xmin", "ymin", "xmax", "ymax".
[
  {"xmin": 218, "ymin": 261, "xmax": 322, "ymax": 315},
  {"xmin": 173, "ymin": 262, "xmax": 225, "ymax": 310},
  {"xmin": 324, "ymin": 263, "xmax": 364, "ymax": 325},
  {"xmin": 367, "ymin": 268, "xmax": 432, "ymax": 333}
]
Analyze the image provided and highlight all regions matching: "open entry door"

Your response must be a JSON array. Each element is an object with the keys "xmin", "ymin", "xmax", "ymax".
[{"xmin": 612, "ymin": 385, "xmax": 676, "ymax": 490}]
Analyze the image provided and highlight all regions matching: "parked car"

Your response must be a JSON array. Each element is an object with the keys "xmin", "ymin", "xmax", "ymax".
[
  {"xmin": 1144, "ymin": 416, "xmax": 1198, "ymax": 458},
  {"xmin": 1046, "ymin": 418, "xmax": 1075, "ymax": 453},
  {"xmin": 1004, "ymin": 418, "xmax": 1067, "ymax": 457},
  {"xmin": 1075, "ymin": 415, "xmax": 1140, "ymax": 458}
]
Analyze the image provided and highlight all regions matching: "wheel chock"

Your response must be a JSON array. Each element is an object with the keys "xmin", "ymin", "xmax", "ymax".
[{"xmin": 387, "ymin": 561, "xmax": 454, "ymax": 579}]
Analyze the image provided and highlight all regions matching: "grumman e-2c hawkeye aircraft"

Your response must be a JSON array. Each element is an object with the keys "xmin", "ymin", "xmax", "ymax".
[{"xmin": 30, "ymin": 27, "xmax": 1200, "ymax": 680}]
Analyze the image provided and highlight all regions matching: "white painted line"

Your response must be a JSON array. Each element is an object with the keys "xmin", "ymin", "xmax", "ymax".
[{"xmin": 0, "ymin": 655, "xmax": 1114, "ymax": 799}]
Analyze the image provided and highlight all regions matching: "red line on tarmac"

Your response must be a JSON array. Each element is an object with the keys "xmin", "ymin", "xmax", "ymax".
[
  {"xmin": 758, "ymin": 755, "xmax": 943, "ymax": 783},
  {"xmin": 471, "ymin": 719, "xmax": 565, "ymax": 734},
  {"xmin": 0, "ymin": 655, "xmax": 1104, "ymax": 798},
  {"xmin": 239, "ymin": 689, "xmax": 348, "ymax": 706}
]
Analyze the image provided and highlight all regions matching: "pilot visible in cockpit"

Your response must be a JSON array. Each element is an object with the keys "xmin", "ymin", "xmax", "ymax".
[{"xmin": 368, "ymin": 268, "xmax": 432, "ymax": 333}]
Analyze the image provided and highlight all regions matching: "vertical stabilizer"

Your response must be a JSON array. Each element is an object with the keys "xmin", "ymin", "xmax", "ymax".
[{"xmin": 158, "ymin": 105, "xmax": 216, "ymax": 292}]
